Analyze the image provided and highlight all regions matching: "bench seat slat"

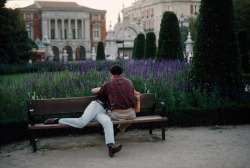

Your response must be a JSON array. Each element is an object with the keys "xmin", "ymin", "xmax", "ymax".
[{"xmin": 28, "ymin": 116, "xmax": 168, "ymax": 130}]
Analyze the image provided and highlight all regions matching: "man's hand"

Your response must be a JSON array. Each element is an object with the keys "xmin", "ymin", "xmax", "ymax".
[
  {"xmin": 92, "ymin": 87, "xmax": 101, "ymax": 94},
  {"xmin": 134, "ymin": 90, "xmax": 140, "ymax": 101}
]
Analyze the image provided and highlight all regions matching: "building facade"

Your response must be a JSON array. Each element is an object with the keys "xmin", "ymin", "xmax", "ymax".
[
  {"xmin": 106, "ymin": 11, "xmax": 144, "ymax": 59},
  {"xmin": 124, "ymin": 0, "xmax": 201, "ymax": 42},
  {"xmin": 20, "ymin": 1, "xmax": 106, "ymax": 61}
]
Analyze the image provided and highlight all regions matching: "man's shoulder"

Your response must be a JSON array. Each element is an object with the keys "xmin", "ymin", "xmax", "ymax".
[{"xmin": 123, "ymin": 78, "xmax": 133, "ymax": 84}]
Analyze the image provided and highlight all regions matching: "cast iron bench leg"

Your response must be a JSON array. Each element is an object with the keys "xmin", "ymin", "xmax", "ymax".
[
  {"xmin": 161, "ymin": 121, "xmax": 165, "ymax": 140},
  {"xmin": 149, "ymin": 123, "xmax": 153, "ymax": 135},
  {"xmin": 29, "ymin": 131, "xmax": 32, "ymax": 145},
  {"xmin": 31, "ymin": 130, "xmax": 37, "ymax": 152}
]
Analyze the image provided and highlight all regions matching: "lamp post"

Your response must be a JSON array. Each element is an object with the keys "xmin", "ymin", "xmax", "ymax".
[{"xmin": 116, "ymin": 40, "xmax": 124, "ymax": 58}]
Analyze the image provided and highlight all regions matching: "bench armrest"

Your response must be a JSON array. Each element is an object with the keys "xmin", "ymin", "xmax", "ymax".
[{"xmin": 153, "ymin": 102, "xmax": 166, "ymax": 117}]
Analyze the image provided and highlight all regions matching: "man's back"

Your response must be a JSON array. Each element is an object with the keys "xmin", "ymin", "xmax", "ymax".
[{"xmin": 98, "ymin": 75, "xmax": 135, "ymax": 110}]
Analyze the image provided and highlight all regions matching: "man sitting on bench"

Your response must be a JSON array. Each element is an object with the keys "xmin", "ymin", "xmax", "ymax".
[
  {"xmin": 93, "ymin": 64, "xmax": 141, "ymax": 135},
  {"xmin": 44, "ymin": 64, "xmax": 140, "ymax": 157}
]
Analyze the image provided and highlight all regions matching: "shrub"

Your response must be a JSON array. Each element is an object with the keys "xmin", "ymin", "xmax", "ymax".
[
  {"xmin": 144, "ymin": 32, "xmax": 156, "ymax": 59},
  {"xmin": 189, "ymin": 0, "xmax": 244, "ymax": 97},
  {"xmin": 238, "ymin": 29, "xmax": 250, "ymax": 74},
  {"xmin": 156, "ymin": 11, "xmax": 183, "ymax": 61},
  {"xmin": 96, "ymin": 41, "xmax": 105, "ymax": 60},
  {"xmin": 132, "ymin": 37, "xmax": 137, "ymax": 58},
  {"xmin": 134, "ymin": 33, "xmax": 145, "ymax": 59}
]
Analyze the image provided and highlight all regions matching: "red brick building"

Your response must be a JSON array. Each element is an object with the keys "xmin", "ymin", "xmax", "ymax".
[{"xmin": 20, "ymin": 1, "xmax": 106, "ymax": 61}]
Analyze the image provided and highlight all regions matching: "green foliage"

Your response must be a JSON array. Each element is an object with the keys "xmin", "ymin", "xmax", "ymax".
[
  {"xmin": 134, "ymin": 33, "xmax": 145, "ymax": 59},
  {"xmin": 156, "ymin": 11, "xmax": 183, "ymax": 61},
  {"xmin": 0, "ymin": 62, "xmax": 65, "ymax": 74},
  {"xmin": 96, "ymin": 41, "xmax": 105, "ymax": 60},
  {"xmin": 233, "ymin": 0, "xmax": 250, "ymax": 33},
  {"xmin": 132, "ymin": 37, "xmax": 137, "ymax": 58},
  {"xmin": 189, "ymin": 0, "xmax": 244, "ymax": 96},
  {"xmin": 0, "ymin": 5, "xmax": 37, "ymax": 64},
  {"xmin": 238, "ymin": 29, "xmax": 250, "ymax": 74},
  {"xmin": 180, "ymin": 26, "xmax": 189, "ymax": 48},
  {"xmin": 0, "ymin": 0, "xmax": 6, "ymax": 8},
  {"xmin": 144, "ymin": 32, "xmax": 156, "ymax": 59},
  {"xmin": 0, "ymin": 60, "xmax": 249, "ymax": 144},
  {"xmin": 188, "ymin": 16, "xmax": 199, "ymax": 41}
]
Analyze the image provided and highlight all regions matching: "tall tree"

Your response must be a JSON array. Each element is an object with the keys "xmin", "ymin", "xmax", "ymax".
[
  {"xmin": 189, "ymin": 0, "xmax": 243, "ymax": 96},
  {"xmin": 96, "ymin": 41, "xmax": 105, "ymax": 60},
  {"xmin": 233, "ymin": 0, "xmax": 250, "ymax": 33},
  {"xmin": 144, "ymin": 32, "xmax": 156, "ymax": 59},
  {"xmin": 0, "ymin": 0, "xmax": 36, "ymax": 64},
  {"xmin": 238, "ymin": 29, "xmax": 249, "ymax": 74},
  {"xmin": 156, "ymin": 11, "xmax": 183, "ymax": 61},
  {"xmin": 134, "ymin": 33, "xmax": 145, "ymax": 59},
  {"xmin": 132, "ymin": 37, "xmax": 137, "ymax": 58}
]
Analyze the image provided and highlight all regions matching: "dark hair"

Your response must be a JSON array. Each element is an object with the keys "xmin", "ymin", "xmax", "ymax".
[{"xmin": 110, "ymin": 64, "xmax": 123, "ymax": 75}]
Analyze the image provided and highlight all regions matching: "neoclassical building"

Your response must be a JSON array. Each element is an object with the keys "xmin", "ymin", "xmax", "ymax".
[
  {"xmin": 20, "ymin": 1, "xmax": 106, "ymax": 61},
  {"xmin": 124, "ymin": 0, "xmax": 201, "ymax": 42}
]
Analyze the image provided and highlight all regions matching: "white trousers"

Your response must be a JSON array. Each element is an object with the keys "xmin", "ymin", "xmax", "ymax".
[{"xmin": 59, "ymin": 101, "xmax": 114, "ymax": 145}]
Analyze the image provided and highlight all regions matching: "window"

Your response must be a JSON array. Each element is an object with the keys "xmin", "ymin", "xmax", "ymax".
[
  {"xmin": 61, "ymin": 29, "xmax": 67, "ymax": 39},
  {"xmin": 26, "ymin": 13, "xmax": 31, "ymax": 19},
  {"xmin": 51, "ymin": 29, "xmax": 55, "ymax": 39},
  {"xmin": 73, "ymin": 29, "xmax": 77, "ymax": 39},
  {"xmin": 151, "ymin": 8, "xmax": 154, "ymax": 17},
  {"xmin": 64, "ymin": 29, "xmax": 67, "ymax": 39},
  {"xmin": 94, "ymin": 28, "xmax": 99, "ymax": 39},
  {"xmin": 92, "ymin": 23, "xmax": 101, "ymax": 41},
  {"xmin": 146, "ymin": 9, "xmax": 149, "ymax": 18},
  {"xmin": 194, "ymin": 5, "xmax": 198, "ymax": 15},
  {"xmin": 94, "ymin": 15, "xmax": 98, "ymax": 20}
]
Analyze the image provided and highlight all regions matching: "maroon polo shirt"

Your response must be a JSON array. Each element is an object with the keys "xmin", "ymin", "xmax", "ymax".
[{"xmin": 97, "ymin": 75, "xmax": 135, "ymax": 110}]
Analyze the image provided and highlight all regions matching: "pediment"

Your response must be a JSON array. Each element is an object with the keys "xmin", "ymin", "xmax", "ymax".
[{"xmin": 116, "ymin": 27, "xmax": 137, "ymax": 39}]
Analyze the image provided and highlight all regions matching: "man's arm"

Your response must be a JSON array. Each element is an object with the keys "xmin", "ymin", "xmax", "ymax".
[
  {"xmin": 91, "ymin": 87, "xmax": 101, "ymax": 94},
  {"xmin": 133, "ymin": 90, "xmax": 140, "ymax": 113}
]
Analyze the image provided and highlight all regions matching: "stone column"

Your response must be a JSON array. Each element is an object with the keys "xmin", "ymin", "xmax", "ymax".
[
  {"xmin": 48, "ymin": 19, "xmax": 51, "ymax": 39},
  {"xmin": 42, "ymin": 18, "xmax": 48, "ymax": 38},
  {"xmin": 85, "ymin": 18, "xmax": 90, "ymax": 41},
  {"xmin": 81, "ymin": 19, "xmax": 84, "ymax": 39},
  {"xmin": 68, "ymin": 19, "xmax": 71, "ymax": 39},
  {"xmin": 55, "ymin": 19, "xmax": 58, "ymax": 39},
  {"xmin": 75, "ymin": 19, "xmax": 78, "ymax": 39},
  {"xmin": 62, "ymin": 19, "xmax": 65, "ymax": 39}
]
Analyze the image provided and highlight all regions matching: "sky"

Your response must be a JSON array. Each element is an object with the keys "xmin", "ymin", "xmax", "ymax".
[{"xmin": 5, "ymin": 0, "xmax": 136, "ymax": 30}]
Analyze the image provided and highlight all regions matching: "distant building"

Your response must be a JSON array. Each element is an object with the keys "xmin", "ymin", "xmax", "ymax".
[
  {"xmin": 123, "ymin": 0, "xmax": 201, "ymax": 42},
  {"xmin": 20, "ymin": 1, "xmax": 106, "ymax": 61},
  {"xmin": 106, "ymin": 11, "xmax": 144, "ymax": 59}
]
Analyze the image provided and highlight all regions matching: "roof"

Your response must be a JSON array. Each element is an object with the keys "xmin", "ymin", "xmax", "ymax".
[
  {"xmin": 22, "ymin": 1, "xmax": 106, "ymax": 13},
  {"xmin": 35, "ymin": 37, "xmax": 46, "ymax": 48},
  {"xmin": 37, "ymin": 1, "xmax": 79, "ymax": 8}
]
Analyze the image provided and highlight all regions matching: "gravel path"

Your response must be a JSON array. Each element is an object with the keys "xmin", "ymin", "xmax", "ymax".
[{"xmin": 1, "ymin": 125, "xmax": 250, "ymax": 168}]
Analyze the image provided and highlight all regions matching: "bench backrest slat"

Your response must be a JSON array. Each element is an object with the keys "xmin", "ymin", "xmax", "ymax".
[
  {"xmin": 139, "ymin": 93, "xmax": 154, "ymax": 108},
  {"xmin": 26, "ymin": 93, "xmax": 154, "ymax": 116}
]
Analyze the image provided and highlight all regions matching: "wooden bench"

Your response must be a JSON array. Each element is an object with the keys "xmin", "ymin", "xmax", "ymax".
[{"xmin": 26, "ymin": 93, "xmax": 168, "ymax": 152}]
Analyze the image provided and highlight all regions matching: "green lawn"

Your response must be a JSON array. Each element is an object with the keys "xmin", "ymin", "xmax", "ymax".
[{"xmin": 0, "ymin": 73, "xmax": 27, "ymax": 85}]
